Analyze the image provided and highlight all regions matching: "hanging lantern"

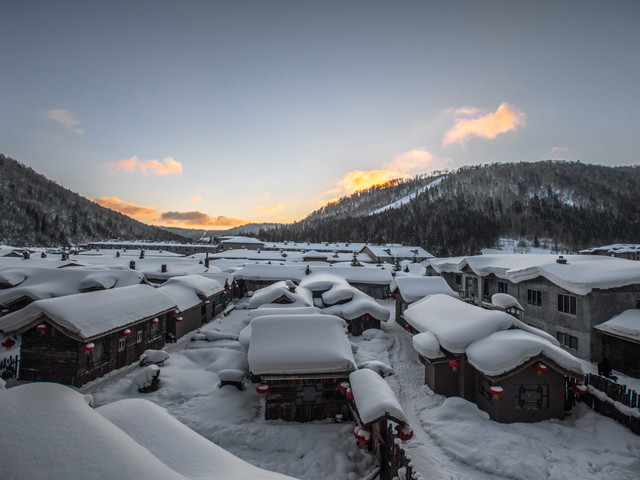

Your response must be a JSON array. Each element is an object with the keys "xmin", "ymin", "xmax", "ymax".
[
  {"xmin": 82, "ymin": 343, "xmax": 95, "ymax": 354},
  {"xmin": 204, "ymin": 300, "xmax": 211, "ymax": 306},
  {"xmin": 36, "ymin": 323, "xmax": 50, "ymax": 335},
  {"xmin": 353, "ymin": 426, "xmax": 372, "ymax": 445},
  {"xmin": 363, "ymin": 313, "xmax": 371, "ymax": 320},
  {"xmin": 176, "ymin": 316, "xmax": 184, "ymax": 323},
  {"xmin": 1, "ymin": 309, "xmax": 10, "ymax": 316},
  {"xmin": 338, "ymin": 381, "xmax": 350, "ymax": 394},
  {"xmin": 172, "ymin": 309, "xmax": 180, "ymax": 317},
  {"xmin": 389, "ymin": 293, "xmax": 395, "ymax": 300},
  {"xmin": 533, "ymin": 362, "xmax": 547, "ymax": 376},
  {"xmin": 394, "ymin": 424, "xmax": 414, "ymax": 442},
  {"xmin": 346, "ymin": 387, "xmax": 354, "ymax": 401},
  {"xmin": 404, "ymin": 303, "xmax": 409, "ymax": 309},
  {"xmin": 405, "ymin": 324, "xmax": 416, "ymax": 334},
  {"xmin": 151, "ymin": 317, "xmax": 159, "ymax": 325},
  {"xmin": 122, "ymin": 329, "xmax": 131, "ymax": 337},
  {"xmin": 572, "ymin": 384, "xmax": 588, "ymax": 395},
  {"xmin": 449, "ymin": 359, "xmax": 461, "ymax": 372},
  {"xmin": 489, "ymin": 385, "xmax": 504, "ymax": 399},
  {"xmin": 256, "ymin": 383, "xmax": 270, "ymax": 396},
  {"xmin": 2, "ymin": 338, "xmax": 16, "ymax": 349}
]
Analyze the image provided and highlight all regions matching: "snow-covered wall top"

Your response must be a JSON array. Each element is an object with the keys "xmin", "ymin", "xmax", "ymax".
[
  {"xmin": 349, "ymin": 368, "xmax": 407, "ymax": 425},
  {"xmin": 390, "ymin": 276, "xmax": 457, "ymax": 303},
  {"xmin": 0, "ymin": 284, "xmax": 176, "ymax": 340},
  {"xmin": 248, "ymin": 314, "xmax": 356, "ymax": 375},
  {"xmin": 594, "ymin": 309, "xmax": 640, "ymax": 342}
]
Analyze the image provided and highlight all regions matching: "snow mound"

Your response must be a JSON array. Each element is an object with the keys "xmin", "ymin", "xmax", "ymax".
[{"xmin": 139, "ymin": 349, "xmax": 170, "ymax": 366}]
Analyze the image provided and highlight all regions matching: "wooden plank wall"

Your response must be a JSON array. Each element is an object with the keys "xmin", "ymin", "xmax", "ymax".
[{"xmin": 583, "ymin": 373, "xmax": 639, "ymax": 435}]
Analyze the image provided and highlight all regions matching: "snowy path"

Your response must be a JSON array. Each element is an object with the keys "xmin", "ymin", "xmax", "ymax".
[{"xmin": 384, "ymin": 317, "xmax": 508, "ymax": 480}]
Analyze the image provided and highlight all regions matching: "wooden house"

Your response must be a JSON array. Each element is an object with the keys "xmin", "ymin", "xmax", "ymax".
[
  {"xmin": 594, "ymin": 310, "xmax": 640, "ymax": 377},
  {"xmin": 158, "ymin": 275, "xmax": 226, "ymax": 342},
  {"xmin": 247, "ymin": 314, "xmax": 356, "ymax": 422},
  {"xmin": 359, "ymin": 245, "xmax": 433, "ymax": 265},
  {"xmin": 0, "ymin": 284, "xmax": 176, "ymax": 387},
  {"xmin": 406, "ymin": 294, "xmax": 584, "ymax": 423},
  {"xmin": 389, "ymin": 276, "xmax": 457, "ymax": 329}
]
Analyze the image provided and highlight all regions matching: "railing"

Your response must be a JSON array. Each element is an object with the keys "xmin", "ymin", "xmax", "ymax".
[{"xmin": 583, "ymin": 373, "xmax": 639, "ymax": 435}]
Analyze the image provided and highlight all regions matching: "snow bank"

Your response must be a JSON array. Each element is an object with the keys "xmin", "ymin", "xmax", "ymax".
[
  {"xmin": 491, "ymin": 293, "xmax": 523, "ymax": 310},
  {"xmin": 349, "ymin": 368, "xmax": 407, "ymax": 425},
  {"xmin": 133, "ymin": 365, "xmax": 160, "ymax": 388},
  {"xmin": 390, "ymin": 276, "xmax": 457, "ymax": 303},
  {"xmin": 139, "ymin": 349, "xmax": 170, "ymax": 366},
  {"xmin": 248, "ymin": 314, "xmax": 356, "ymax": 375}
]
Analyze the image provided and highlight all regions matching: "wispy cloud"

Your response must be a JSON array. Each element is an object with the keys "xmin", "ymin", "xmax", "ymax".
[
  {"xmin": 443, "ymin": 103, "xmax": 525, "ymax": 147},
  {"xmin": 107, "ymin": 156, "xmax": 183, "ymax": 176},
  {"xmin": 44, "ymin": 109, "xmax": 84, "ymax": 135},
  {"xmin": 330, "ymin": 148, "xmax": 448, "ymax": 197},
  {"xmin": 189, "ymin": 195, "xmax": 203, "ymax": 202},
  {"xmin": 94, "ymin": 197, "xmax": 246, "ymax": 228},
  {"xmin": 255, "ymin": 203, "xmax": 285, "ymax": 213},
  {"xmin": 551, "ymin": 146, "xmax": 569, "ymax": 154}
]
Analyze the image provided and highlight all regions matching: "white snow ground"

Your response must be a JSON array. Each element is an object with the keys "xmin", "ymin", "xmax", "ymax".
[{"xmin": 89, "ymin": 299, "xmax": 640, "ymax": 480}]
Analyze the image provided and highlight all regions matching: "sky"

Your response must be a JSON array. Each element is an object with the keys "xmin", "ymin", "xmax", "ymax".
[{"xmin": 1, "ymin": 0, "xmax": 639, "ymax": 229}]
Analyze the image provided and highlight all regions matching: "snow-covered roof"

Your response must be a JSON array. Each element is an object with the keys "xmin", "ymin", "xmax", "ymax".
[
  {"xmin": 427, "ymin": 254, "xmax": 640, "ymax": 296},
  {"xmin": 324, "ymin": 289, "xmax": 390, "ymax": 322},
  {"xmin": 163, "ymin": 275, "xmax": 224, "ymax": 298},
  {"xmin": 248, "ymin": 306, "xmax": 322, "ymax": 320},
  {"xmin": 248, "ymin": 314, "xmax": 356, "ymax": 375},
  {"xmin": 0, "ymin": 382, "xmax": 295, "ymax": 480},
  {"xmin": 404, "ymin": 294, "xmax": 557, "ymax": 354},
  {"xmin": 220, "ymin": 236, "xmax": 264, "ymax": 245},
  {"xmin": 390, "ymin": 276, "xmax": 457, "ymax": 303},
  {"xmin": 465, "ymin": 329, "xmax": 584, "ymax": 378},
  {"xmin": 0, "ymin": 265, "xmax": 145, "ymax": 307},
  {"xmin": 235, "ymin": 264, "xmax": 393, "ymax": 285},
  {"xmin": 423, "ymin": 256, "xmax": 466, "ymax": 273},
  {"xmin": 248, "ymin": 281, "xmax": 313, "ymax": 308},
  {"xmin": 0, "ymin": 284, "xmax": 176, "ymax": 340},
  {"xmin": 490, "ymin": 293, "xmax": 524, "ymax": 311},
  {"xmin": 594, "ymin": 309, "xmax": 640, "ymax": 342},
  {"xmin": 412, "ymin": 331, "xmax": 445, "ymax": 359},
  {"xmin": 349, "ymin": 368, "xmax": 407, "ymax": 425},
  {"xmin": 580, "ymin": 243, "xmax": 640, "ymax": 255},
  {"xmin": 362, "ymin": 245, "xmax": 433, "ymax": 259}
]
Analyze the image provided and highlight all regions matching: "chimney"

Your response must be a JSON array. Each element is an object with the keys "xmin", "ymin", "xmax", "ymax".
[
  {"xmin": 161, "ymin": 264, "xmax": 167, "ymax": 273},
  {"xmin": 129, "ymin": 260, "xmax": 136, "ymax": 270},
  {"xmin": 556, "ymin": 255, "xmax": 567, "ymax": 265}
]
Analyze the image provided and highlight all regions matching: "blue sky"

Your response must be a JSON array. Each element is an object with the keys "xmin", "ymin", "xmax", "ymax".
[{"xmin": 2, "ymin": 1, "xmax": 639, "ymax": 228}]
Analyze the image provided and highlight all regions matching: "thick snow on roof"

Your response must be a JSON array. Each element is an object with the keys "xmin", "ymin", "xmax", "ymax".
[
  {"xmin": 349, "ymin": 368, "xmax": 407, "ymax": 425},
  {"xmin": 404, "ymin": 294, "xmax": 551, "ymax": 354},
  {"xmin": 264, "ymin": 241, "xmax": 367, "ymax": 253},
  {"xmin": 594, "ymin": 309, "xmax": 640, "ymax": 342},
  {"xmin": 322, "ymin": 283, "xmax": 355, "ymax": 305},
  {"xmin": 248, "ymin": 314, "xmax": 356, "ymax": 375},
  {"xmin": 324, "ymin": 290, "xmax": 390, "ymax": 322},
  {"xmin": 428, "ymin": 254, "xmax": 640, "ymax": 296},
  {"xmin": 0, "ymin": 284, "xmax": 176, "ymax": 339},
  {"xmin": 160, "ymin": 275, "xmax": 225, "ymax": 310},
  {"xmin": 363, "ymin": 245, "xmax": 432, "ymax": 259},
  {"xmin": 0, "ymin": 382, "xmax": 187, "ymax": 480},
  {"xmin": 235, "ymin": 264, "xmax": 393, "ymax": 285},
  {"xmin": 580, "ymin": 243, "xmax": 640, "ymax": 255},
  {"xmin": 390, "ymin": 276, "xmax": 457, "ymax": 303},
  {"xmin": 465, "ymin": 329, "xmax": 584, "ymax": 377},
  {"xmin": 412, "ymin": 331, "xmax": 445, "ymax": 359},
  {"xmin": 0, "ymin": 265, "xmax": 144, "ymax": 306},
  {"xmin": 491, "ymin": 293, "xmax": 524, "ymax": 310},
  {"xmin": 424, "ymin": 256, "xmax": 467, "ymax": 273},
  {"xmin": 249, "ymin": 306, "xmax": 322, "ymax": 320},
  {"xmin": 248, "ymin": 281, "xmax": 313, "ymax": 308},
  {"xmin": 97, "ymin": 399, "xmax": 295, "ymax": 480}
]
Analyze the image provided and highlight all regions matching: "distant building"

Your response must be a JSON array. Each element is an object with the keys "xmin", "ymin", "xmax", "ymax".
[
  {"xmin": 360, "ymin": 245, "xmax": 433, "ymax": 264},
  {"xmin": 580, "ymin": 244, "xmax": 640, "ymax": 261}
]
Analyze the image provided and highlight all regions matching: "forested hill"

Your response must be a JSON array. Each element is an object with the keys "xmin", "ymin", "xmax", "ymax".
[
  {"xmin": 0, "ymin": 155, "xmax": 189, "ymax": 246},
  {"xmin": 258, "ymin": 161, "xmax": 640, "ymax": 256}
]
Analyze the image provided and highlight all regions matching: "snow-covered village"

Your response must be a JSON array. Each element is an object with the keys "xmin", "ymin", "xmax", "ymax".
[
  {"xmin": 1, "ymin": 238, "xmax": 639, "ymax": 479},
  {"xmin": 3, "ymin": 2, "xmax": 640, "ymax": 479}
]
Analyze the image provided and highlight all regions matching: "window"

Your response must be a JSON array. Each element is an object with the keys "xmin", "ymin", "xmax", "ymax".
[
  {"xmin": 90, "ymin": 340, "xmax": 105, "ymax": 364},
  {"xmin": 478, "ymin": 376, "xmax": 493, "ymax": 401},
  {"xmin": 557, "ymin": 332, "xmax": 578, "ymax": 350},
  {"xmin": 636, "ymin": 298, "xmax": 640, "ymax": 309},
  {"xmin": 557, "ymin": 294, "xmax": 577, "ymax": 315},
  {"xmin": 136, "ymin": 330, "xmax": 143, "ymax": 343},
  {"xmin": 455, "ymin": 274, "xmax": 462, "ymax": 286},
  {"xmin": 498, "ymin": 281, "xmax": 508, "ymax": 294},
  {"xmin": 527, "ymin": 289, "xmax": 542, "ymax": 307},
  {"xmin": 295, "ymin": 383, "xmax": 323, "ymax": 405},
  {"xmin": 118, "ymin": 338, "xmax": 126, "ymax": 352},
  {"xmin": 517, "ymin": 384, "xmax": 549, "ymax": 409}
]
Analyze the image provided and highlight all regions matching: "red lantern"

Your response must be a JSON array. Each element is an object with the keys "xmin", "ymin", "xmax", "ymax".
[
  {"xmin": 82, "ymin": 343, "xmax": 95, "ymax": 354},
  {"xmin": 405, "ymin": 324, "xmax": 416, "ymax": 334},
  {"xmin": 363, "ymin": 313, "xmax": 371, "ymax": 320},
  {"xmin": 405, "ymin": 303, "xmax": 409, "ymax": 309},
  {"xmin": 122, "ymin": 329, "xmax": 131, "ymax": 337},
  {"xmin": 172, "ymin": 309, "xmax": 180, "ymax": 316},
  {"xmin": 204, "ymin": 300, "xmax": 211, "ymax": 306},
  {"xmin": 572, "ymin": 384, "xmax": 588, "ymax": 395},
  {"xmin": 533, "ymin": 362, "xmax": 547, "ymax": 376},
  {"xmin": 394, "ymin": 424, "xmax": 414, "ymax": 442},
  {"xmin": 176, "ymin": 316, "xmax": 184, "ymax": 323},
  {"xmin": 1, "ymin": 309, "xmax": 10, "ymax": 316},
  {"xmin": 2, "ymin": 338, "xmax": 16, "ymax": 349},
  {"xmin": 346, "ymin": 387, "xmax": 354, "ymax": 401},
  {"xmin": 256, "ymin": 383, "xmax": 270, "ymax": 396},
  {"xmin": 449, "ymin": 359, "xmax": 461, "ymax": 372},
  {"xmin": 338, "ymin": 381, "xmax": 350, "ymax": 394},
  {"xmin": 36, "ymin": 323, "xmax": 50, "ymax": 335},
  {"xmin": 151, "ymin": 317, "xmax": 159, "ymax": 325},
  {"xmin": 489, "ymin": 385, "xmax": 504, "ymax": 399},
  {"xmin": 353, "ymin": 426, "xmax": 372, "ymax": 444},
  {"xmin": 389, "ymin": 293, "xmax": 395, "ymax": 299}
]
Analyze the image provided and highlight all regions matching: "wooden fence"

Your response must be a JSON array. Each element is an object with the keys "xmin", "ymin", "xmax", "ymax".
[
  {"xmin": 583, "ymin": 373, "xmax": 639, "ymax": 435},
  {"xmin": 0, "ymin": 354, "xmax": 20, "ymax": 380}
]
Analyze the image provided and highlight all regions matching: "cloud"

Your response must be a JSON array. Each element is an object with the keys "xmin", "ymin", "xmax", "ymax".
[
  {"xmin": 255, "ymin": 204, "xmax": 285, "ymax": 213},
  {"xmin": 189, "ymin": 195, "xmax": 203, "ymax": 202},
  {"xmin": 331, "ymin": 148, "xmax": 445, "ymax": 196},
  {"xmin": 94, "ymin": 197, "xmax": 247, "ymax": 228},
  {"xmin": 443, "ymin": 103, "xmax": 525, "ymax": 147},
  {"xmin": 107, "ymin": 156, "xmax": 183, "ymax": 176},
  {"xmin": 44, "ymin": 109, "xmax": 84, "ymax": 134},
  {"xmin": 161, "ymin": 211, "xmax": 246, "ymax": 227},
  {"xmin": 551, "ymin": 146, "xmax": 569, "ymax": 154}
]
